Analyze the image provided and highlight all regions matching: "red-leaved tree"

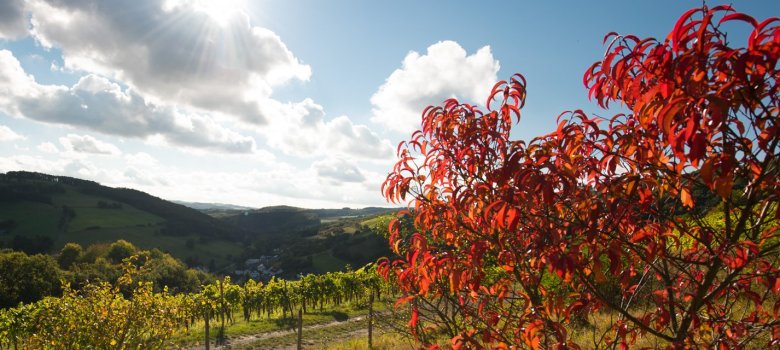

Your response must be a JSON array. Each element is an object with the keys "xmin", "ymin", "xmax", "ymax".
[{"xmin": 380, "ymin": 5, "xmax": 779, "ymax": 349}]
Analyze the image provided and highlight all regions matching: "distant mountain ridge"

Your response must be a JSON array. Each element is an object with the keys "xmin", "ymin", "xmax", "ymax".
[{"xmin": 172, "ymin": 200, "xmax": 255, "ymax": 211}]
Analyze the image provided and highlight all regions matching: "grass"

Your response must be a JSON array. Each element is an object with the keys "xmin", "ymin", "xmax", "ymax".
[
  {"xmin": 2, "ymin": 185, "xmax": 243, "ymax": 267},
  {"xmin": 67, "ymin": 206, "xmax": 163, "ymax": 232},
  {"xmin": 171, "ymin": 301, "xmax": 389, "ymax": 349},
  {"xmin": 50, "ymin": 188, "xmax": 105, "ymax": 207},
  {"xmin": 314, "ymin": 332, "xmax": 415, "ymax": 350},
  {"xmin": 344, "ymin": 233, "xmax": 387, "ymax": 259},
  {"xmin": 360, "ymin": 214, "xmax": 392, "ymax": 231},
  {"xmin": 217, "ymin": 315, "xmax": 366, "ymax": 350},
  {"xmin": 62, "ymin": 227, "xmax": 242, "ymax": 267},
  {"xmin": 311, "ymin": 250, "xmax": 349, "ymax": 274},
  {"xmin": 568, "ymin": 309, "xmax": 670, "ymax": 349},
  {"xmin": 0, "ymin": 201, "xmax": 61, "ymax": 239}
]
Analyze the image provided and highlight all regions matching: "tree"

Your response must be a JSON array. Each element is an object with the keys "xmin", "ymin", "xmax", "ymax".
[
  {"xmin": 11, "ymin": 235, "xmax": 53, "ymax": 255},
  {"xmin": 0, "ymin": 251, "xmax": 61, "ymax": 308},
  {"xmin": 107, "ymin": 239, "xmax": 137, "ymax": 264},
  {"xmin": 380, "ymin": 5, "xmax": 779, "ymax": 349},
  {"xmin": 58, "ymin": 243, "xmax": 83, "ymax": 269}
]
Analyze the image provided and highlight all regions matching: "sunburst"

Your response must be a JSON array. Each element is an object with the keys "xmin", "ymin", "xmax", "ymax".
[{"xmin": 191, "ymin": 0, "xmax": 246, "ymax": 27}]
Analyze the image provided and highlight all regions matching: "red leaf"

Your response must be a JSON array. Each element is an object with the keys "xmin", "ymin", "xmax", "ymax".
[
  {"xmin": 409, "ymin": 306, "xmax": 419, "ymax": 328},
  {"xmin": 719, "ymin": 13, "xmax": 759, "ymax": 27},
  {"xmin": 659, "ymin": 100, "xmax": 686, "ymax": 136},
  {"xmin": 542, "ymin": 182, "xmax": 554, "ymax": 206}
]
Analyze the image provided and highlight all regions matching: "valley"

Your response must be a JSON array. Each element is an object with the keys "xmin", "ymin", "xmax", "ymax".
[{"xmin": 0, "ymin": 171, "xmax": 397, "ymax": 278}]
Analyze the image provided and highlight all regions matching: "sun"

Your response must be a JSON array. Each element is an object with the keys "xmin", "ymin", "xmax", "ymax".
[{"xmin": 192, "ymin": 0, "xmax": 246, "ymax": 26}]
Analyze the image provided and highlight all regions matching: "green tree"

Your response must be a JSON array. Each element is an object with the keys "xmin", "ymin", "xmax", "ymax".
[
  {"xmin": 57, "ymin": 242, "xmax": 83, "ymax": 269},
  {"xmin": 107, "ymin": 239, "xmax": 137, "ymax": 264},
  {"xmin": 68, "ymin": 257, "xmax": 121, "ymax": 288},
  {"xmin": 0, "ymin": 251, "xmax": 61, "ymax": 307}
]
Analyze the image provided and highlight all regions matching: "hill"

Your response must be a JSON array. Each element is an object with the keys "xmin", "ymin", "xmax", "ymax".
[
  {"xmin": 0, "ymin": 171, "xmax": 400, "ymax": 277},
  {"xmin": 0, "ymin": 171, "xmax": 247, "ymax": 268},
  {"xmin": 172, "ymin": 200, "xmax": 255, "ymax": 211},
  {"xmin": 206, "ymin": 205, "xmax": 397, "ymax": 277}
]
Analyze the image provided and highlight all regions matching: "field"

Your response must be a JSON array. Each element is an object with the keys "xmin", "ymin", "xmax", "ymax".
[
  {"xmin": 311, "ymin": 250, "xmax": 349, "ymax": 273},
  {"xmin": 169, "ymin": 298, "xmax": 411, "ymax": 350},
  {"xmin": 0, "ymin": 201, "xmax": 61, "ymax": 238}
]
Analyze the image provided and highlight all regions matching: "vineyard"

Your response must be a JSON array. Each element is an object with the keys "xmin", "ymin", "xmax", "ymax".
[{"xmin": 0, "ymin": 257, "xmax": 392, "ymax": 349}]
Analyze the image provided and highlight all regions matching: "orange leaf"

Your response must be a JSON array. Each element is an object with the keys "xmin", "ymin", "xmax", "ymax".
[
  {"xmin": 715, "ymin": 176, "xmax": 734, "ymax": 199},
  {"xmin": 680, "ymin": 188, "xmax": 694, "ymax": 208},
  {"xmin": 700, "ymin": 157, "xmax": 714, "ymax": 184}
]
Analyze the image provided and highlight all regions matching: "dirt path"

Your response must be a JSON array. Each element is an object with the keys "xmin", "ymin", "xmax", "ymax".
[{"xmin": 175, "ymin": 314, "xmax": 372, "ymax": 350}]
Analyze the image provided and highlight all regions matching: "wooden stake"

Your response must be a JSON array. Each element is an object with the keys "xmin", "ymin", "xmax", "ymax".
[
  {"xmin": 368, "ymin": 293, "xmax": 374, "ymax": 349},
  {"xmin": 297, "ymin": 307, "xmax": 303, "ymax": 350},
  {"xmin": 204, "ymin": 308, "xmax": 210, "ymax": 350}
]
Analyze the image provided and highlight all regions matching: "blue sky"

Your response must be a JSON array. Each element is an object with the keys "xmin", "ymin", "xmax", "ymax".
[{"xmin": 0, "ymin": 0, "xmax": 777, "ymax": 208}]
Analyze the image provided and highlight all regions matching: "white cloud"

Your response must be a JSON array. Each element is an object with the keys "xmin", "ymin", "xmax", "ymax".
[
  {"xmin": 0, "ymin": 149, "xmax": 391, "ymax": 208},
  {"xmin": 0, "ymin": 50, "xmax": 257, "ymax": 153},
  {"xmin": 0, "ymin": 0, "xmax": 396, "ymax": 208},
  {"xmin": 0, "ymin": 125, "xmax": 25, "ymax": 141},
  {"xmin": 0, "ymin": 0, "xmax": 27, "ymax": 39},
  {"xmin": 260, "ymin": 99, "xmax": 394, "ymax": 159},
  {"xmin": 0, "ymin": 154, "xmax": 69, "ymax": 174},
  {"xmin": 313, "ymin": 157, "xmax": 366, "ymax": 183},
  {"xmin": 123, "ymin": 167, "xmax": 168, "ymax": 187},
  {"xmin": 371, "ymin": 41, "xmax": 500, "ymax": 133},
  {"xmin": 59, "ymin": 134, "xmax": 121, "ymax": 155},
  {"xmin": 124, "ymin": 152, "xmax": 159, "ymax": 167},
  {"xmin": 36, "ymin": 141, "xmax": 58, "ymax": 153},
  {"xmin": 325, "ymin": 116, "xmax": 394, "ymax": 159},
  {"xmin": 2, "ymin": 1, "xmax": 394, "ymax": 163},
  {"xmin": 27, "ymin": 0, "xmax": 311, "ymax": 124}
]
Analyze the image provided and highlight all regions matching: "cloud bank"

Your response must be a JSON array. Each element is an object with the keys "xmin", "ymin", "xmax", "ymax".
[
  {"xmin": 0, "ymin": 0, "xmax": 27, "ymax": 39},
  {"xmin": 0, "ymin": 50, "xmax": 256, "ymax": 153},
  {"xmin": 27, "ymin": 0, "xmax": 311, "ymax": 124},
  {"xmin": 371, "ymin": 41, "xmax": 500, "ymax": 133},
  {"xmin": 0, "ymin": 125, "xmax": 25, "ymax": 142}
]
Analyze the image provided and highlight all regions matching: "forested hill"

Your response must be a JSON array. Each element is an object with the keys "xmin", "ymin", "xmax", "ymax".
[{"xmin": 0, "ymin": 171, "xmax": 247, "ymax": 267}]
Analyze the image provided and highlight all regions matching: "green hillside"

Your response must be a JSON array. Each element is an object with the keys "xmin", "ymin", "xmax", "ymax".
[
  {"xmin": 212, "ymin": 206, "xmax": 396, "ymax": 277},
  {"xmin": 0, "ymin": 171, "xmax": 399, "ymax": 277},
  {"xmin": 0, "ymin": 171, "xmax": 245, "ymax": 268}
]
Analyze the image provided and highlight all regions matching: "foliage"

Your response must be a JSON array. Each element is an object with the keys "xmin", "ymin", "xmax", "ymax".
[
  {"xmin": 9, "ymin": 234, "xmax": 53, "ymax": 255},
  {"xmin": 57, "ymin": 242, "xmax": 82, "ymax": 269},
  {"xmin": 0, "ymin": 257, "xmax": 390, "ymax": 349},
  {"xmin": 0, "ymin": 251, "xmax": 60, "ymax": 308},
  {"xmin": 0, "ymin": 262, "xmax": 185, "ymax": 349},
  {"xmin": 0, "ymin": 240, "xmax": 212, "ymax": 306},
  {"xmin": 107, "ymin": 239, "xmax": 138, "ymax": 264},
  {"xmin": 380, "ymin": 5, "xmax": 779, "ymax": 349}
]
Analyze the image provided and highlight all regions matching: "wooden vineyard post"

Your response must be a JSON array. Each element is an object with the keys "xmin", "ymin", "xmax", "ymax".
[
  {"xmin": 217, "ymin": 279, "xmax": 226, "ymax": 345},
  {"xmin": 204, "ymin": 308, "xmax": 210, "ymax": 350},
  {"xmin": 368, "ymin": 293, "xmax": 374, "ymax": 349},
  {"xmin": 297, "ymin": 307, "xmax": 303, "ymax": 350}
]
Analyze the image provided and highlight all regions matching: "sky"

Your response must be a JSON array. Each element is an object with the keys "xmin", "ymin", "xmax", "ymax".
[{"xmin": 0, "ymin": 0, "xmax": 777, "ymax": 208}]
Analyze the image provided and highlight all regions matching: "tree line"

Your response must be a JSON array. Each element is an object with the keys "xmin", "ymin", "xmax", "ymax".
[{"xmin": 0, "ymin": 240, "xmax": 212, "ymax": 308}]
